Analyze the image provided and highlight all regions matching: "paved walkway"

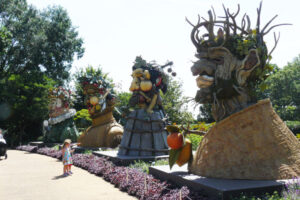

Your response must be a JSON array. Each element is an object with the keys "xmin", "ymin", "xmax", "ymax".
[{"xmin": 0, "ymin": 150, "xmax": 136, "ymax": 200}]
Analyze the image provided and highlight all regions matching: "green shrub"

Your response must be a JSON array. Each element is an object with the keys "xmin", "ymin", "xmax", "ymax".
[
  {"xmin": 83, "ymin": 149, "xmax": 92, "ymax": 154},
  {"xmin": 129, "ymin": 159, "xmax": 169, "ymax": 174},
  {"xmin": 129, "ymin": 160, "xmax": 150, "ymax": 173},
  {"xmin": 74, "ymin": 109, "xmax": 92, "ymax": 129},
  {"xmin": 190, "ymin": 122, "xmax": 215, "ymax": 132},
  {"xmin": 285, "ymin": 121, "xmax": 300, "ymax": 134},
  {"xmin": 37, "ymin": 136, "xmax": 44, "ymax": 141},
  {"xmin": 52, "ymin": 145, "xmax": 60, "ymax": 151},
  {"xmin": 185, "ymin": 122, "xmax": 215, "ymax": 150},
  {"xmin": 186, "ymin": 134, "xmax": 203, "ymax": 151}
]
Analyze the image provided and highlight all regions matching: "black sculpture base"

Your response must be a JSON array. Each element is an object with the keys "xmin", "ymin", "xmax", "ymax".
[
  {"xmin": 29, "ymin": 141, "xmax": 45, "ymax": 148},
  {"xmin": 149, "ymin": 165, "xmax": 292, "ymax": 200},
  {"xmin": 93, "ymin": 150, "xmax": 168, "ymax": 166}
]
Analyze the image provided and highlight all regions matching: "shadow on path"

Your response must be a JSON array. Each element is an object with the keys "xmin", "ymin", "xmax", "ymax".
[{"xmin": 52, "ymin": 174, "xmax": 68, "ymax": 180}]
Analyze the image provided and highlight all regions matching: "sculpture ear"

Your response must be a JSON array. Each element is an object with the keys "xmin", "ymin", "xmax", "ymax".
[
  {"xmin": 236, "ymin": 49, "xmax": 260, "ymax": 86},
  {"xmin": 243, "ymin": 49, "xmax": 260, "ymax": 70}
]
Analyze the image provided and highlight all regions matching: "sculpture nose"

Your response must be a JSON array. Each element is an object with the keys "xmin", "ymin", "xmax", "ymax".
[{"xmin": 191, "ymin": 59, "xmax": 216, "ymax": 76}]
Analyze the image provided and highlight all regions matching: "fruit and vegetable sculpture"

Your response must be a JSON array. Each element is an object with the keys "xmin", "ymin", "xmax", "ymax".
[
  {"xmin": 167, "ymin": 125, "xmax": 193, "ymax": 168},
  {"xmin": 43, "ymin": 87, "xmax": 79, "ymax": 143},
  {"xmin": 184, "ymin": 2, "xmax": 300, "ymax": 180},
  {"xmin": 118, "ymin": 56, "xmax": 175, "ymax": 156},
  {"xmin": 77, "ymin": 74, "xmax": 123, "ymax": 148}
]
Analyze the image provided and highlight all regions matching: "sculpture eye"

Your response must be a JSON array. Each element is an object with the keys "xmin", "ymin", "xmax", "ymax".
[{"xmin": 212, "ymin": 57, "xmax": 224, "ymax": 65}]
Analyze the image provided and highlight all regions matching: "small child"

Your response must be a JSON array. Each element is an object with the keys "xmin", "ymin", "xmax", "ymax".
[{"xmin": 61, "ymin": 139, "xmax": 74, "ymax": 176}]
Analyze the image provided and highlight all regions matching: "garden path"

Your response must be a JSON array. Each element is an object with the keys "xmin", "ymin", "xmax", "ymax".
[{"xmin": 0, "ymin": 150, "xmax": 136, "ymax": 200}]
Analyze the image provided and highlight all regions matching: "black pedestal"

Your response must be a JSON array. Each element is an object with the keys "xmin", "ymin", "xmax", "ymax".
[{"xmin": 149, "ymin": 165, "xmax": 291, "ymax": 200}]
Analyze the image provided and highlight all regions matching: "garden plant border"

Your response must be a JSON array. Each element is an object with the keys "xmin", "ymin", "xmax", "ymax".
[
  {"xmin": 15, "ymin": 145, "xmax": 299, "ymax": 200},
  {"xmin": 15, "ymin": 145, "xmax": 208, "ymax": 200}
]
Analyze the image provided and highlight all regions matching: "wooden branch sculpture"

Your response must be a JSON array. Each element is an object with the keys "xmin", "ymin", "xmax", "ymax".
[
  {"xmin": 186, "ymin": 2, "xmax": 291, "ymax": 121},
  {"xmin": 180, "ymin": 125, "xmax": 206, "ymax": 136}
]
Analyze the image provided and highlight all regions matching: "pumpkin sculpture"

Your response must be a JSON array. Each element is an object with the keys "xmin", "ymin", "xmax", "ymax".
[
  {"xmin": 77, "ymin": 75, "xmax": 123, "ymax": 148},
  {"xmin": 43, "ymin": 87, "xmax": 79, "ymax": 143},
  {"xmin": 184, "ymin": 3, "xmax": 300, "ymax": 180},
  {"xmin": 118, "ymin": 56, "xmax": 175, "ymax": 156}
]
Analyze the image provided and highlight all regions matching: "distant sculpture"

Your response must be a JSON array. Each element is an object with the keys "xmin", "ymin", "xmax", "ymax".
[
  {"xmin": 77, "ymin": 74, "xmax": 123, "ymax": 148},
  {"xmin": 44, "ymin": 87, "xmax": 79, "ymax": 143},
  {"xmin": 118, "ymin": 56, "xmax": 175, "ymax": 156},
  {"xmin": 186, "ymin": 3, "xmax": 300, "ymax": 180}
]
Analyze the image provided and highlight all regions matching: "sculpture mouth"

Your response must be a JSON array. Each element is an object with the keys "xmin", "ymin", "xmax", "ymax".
[
  {"xmin": 196, "ymin": 74, "xmax": 214, "ymax": 88},
  {"xmin": 193, "ymin": 69, "xmax": 215, "ymax": 103}
]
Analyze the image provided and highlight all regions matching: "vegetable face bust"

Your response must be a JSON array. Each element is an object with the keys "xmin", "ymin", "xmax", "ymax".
[
  {"xmin": 48, "ymin": 87, "xmax": 71, "ymax": 118},
  {"xmin": 130, "ymin": 68, "xmax": 152, "ymax": 92},
  {"xmin": 81, "ymin": 79, "xmax": 116, "ymax": 118}
]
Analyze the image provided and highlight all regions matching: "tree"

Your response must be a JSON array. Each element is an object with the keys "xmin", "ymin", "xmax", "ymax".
[
  {"xmin": 197, "ymin": 104, "xmax": 214, "ymax": 123},
  {"xmin": 0, "ymin": 0, "xmax": 84, "ymax": 83},
  {"xmin": 161, "ymin": 78, "xmax": 195, "ymax": 124},
  {"xmin": 0, "ymin": 73, "xmax": 56, "ymax": 145},
  {"xmin": 0, "ymin": 0, "xmax": 84, "ymax": 145},
  {"xmin": 257, "ymin": 56, "xmax": 300, "ymax": 121},
  {"xmin": 115, "ymin": 92, "xmax": 131, "ymax": 126}
]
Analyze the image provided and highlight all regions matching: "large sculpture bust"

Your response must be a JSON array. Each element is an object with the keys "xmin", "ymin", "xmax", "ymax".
[
  {"xmin": 187, "ymin": 3, "xmax": 290, "ymax": 122},
  {"xmin": 44, "ymin": 86, "xmax": 79, "ymax": 143},
  {"xmin": 77, "ymin": 74, "xmax": 123, "ymax": 148},
  {"xmin": 186, "ymin": 3, "xmax": 300, "ymax": 180},
  {"xmin": 118, "ymin": 57, "xmax": 174, "ymax": 156}
]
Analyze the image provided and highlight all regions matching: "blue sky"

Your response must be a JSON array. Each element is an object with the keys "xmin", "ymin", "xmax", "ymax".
[{"xmin": 27, "ymin": 0, "xmax": 300, "ymax": 114}]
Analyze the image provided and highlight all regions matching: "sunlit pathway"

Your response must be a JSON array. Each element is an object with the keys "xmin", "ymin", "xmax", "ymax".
[{"xmin": 0, "ymin": 150, "xmax": 136, "ymax": 200}]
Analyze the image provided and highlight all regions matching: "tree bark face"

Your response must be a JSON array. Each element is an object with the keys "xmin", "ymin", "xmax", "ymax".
[{"xmin": 191, "ymin": 47, "xmax": 260, "ymax": 121}]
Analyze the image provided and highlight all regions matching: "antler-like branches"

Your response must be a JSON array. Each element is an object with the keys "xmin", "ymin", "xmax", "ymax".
[
  {"xmin": 227, "ymin": 4, "xmax": 240, "ymax": 34},
  {"xmin": 222, "ymin": 4, "xmax": 230, "ymax": 37},
  {"xmin": 262, "ymin": 23, "xmax": 292, "ymax": 36},
  {"xmin": 259, "ymin": 14, "xmax": 291, "ymax": 36},
  {"xmin": 219, "ymin": 4, "xmax": 248, "ymax": 36},
  {"xmin": 207, "ymin": 10, "xmax": 215, "ymax": 40},
  {"xmin": 256, "ymin": 1, "xmax": 262, "ymax": 33},
  {"xmin": 261, "ymin": 15, "xmax": 278, "ymax": 33},
  {"xmin": 256, "ymin": 1, "xmax": 291, "ymax": 37},
  {"xmin": 186, "ymin": 15, "xmax": 203, "ymax": 49},
  {"xmin": 268, "ymin": 32, "xmax": 280, "ymax": 58},
  {"xmin": 246, "ymin": 15, "xmax": 251, "ymax": 33},
  {"xmin": 180, "ymin": 125, "xmax": 206, "ymax": 136},
  {"xmin": 187, "ymin": 1, "xmax": 291, "ymax": 52}
]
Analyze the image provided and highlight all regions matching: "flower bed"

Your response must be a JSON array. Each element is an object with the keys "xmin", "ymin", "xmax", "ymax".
[
  {"xmin": 16, "ymin": 145, "xmax": 38, "ymax": 153},
  {"xmin": 16, "ymin": 145, "xmax": 300, "ymax": 199},
  {"xmin": 37, "ymin": 147, "xmax": 62, "ymax": 159},
  {"xmin": 16, "ymin": 145, "xmax": 208, "ymax": 200}
]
